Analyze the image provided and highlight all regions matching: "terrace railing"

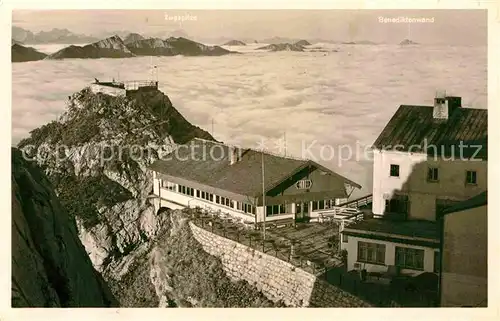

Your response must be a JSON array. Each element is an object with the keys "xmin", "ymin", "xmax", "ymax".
[
  {"xmin": 124, "ymin": 80, "xmax": 159, "ymax": 91},
  {"xmin": 337, "ymin": 194, "xmax": 373, "ymax": 209}
]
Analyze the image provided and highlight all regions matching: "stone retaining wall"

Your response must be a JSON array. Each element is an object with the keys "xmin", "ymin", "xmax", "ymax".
[{"xmin": 190, "ymin": 222, "xmax": 370, "ymax": 307}]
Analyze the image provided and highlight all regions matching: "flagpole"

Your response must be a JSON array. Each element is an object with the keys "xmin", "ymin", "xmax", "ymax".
[{"xmin": 261, "ymin": 150, "xmax": 266, "ymax": 240}]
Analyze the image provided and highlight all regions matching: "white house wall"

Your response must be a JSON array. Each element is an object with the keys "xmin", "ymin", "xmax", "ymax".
[
  {"xmin": 343, "ymin": 235, "xmax": 437, "ymax": 276},
  {"xmin": 372, "ymin": 149, "xmax": 428, "ymax": 215}
]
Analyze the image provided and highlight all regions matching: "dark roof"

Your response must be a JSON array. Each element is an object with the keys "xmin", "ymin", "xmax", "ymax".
[
  {"xmin": 149, "ymin": 138, "xmax": 360, "ymax": 197},
  {"xmin": 434, "ymin": 136, "xmax": 487, "ymax": 160},
  {"xmin": 343, "ymin": 218, "xmax": 439, "ymax": 241},
  {"xmin": 372, "ymin": 105, "xmax": 487, "ymax": 154},
  {"xmin": 442, "ymin": 191, "xmax": 487, "ymax": 215}
]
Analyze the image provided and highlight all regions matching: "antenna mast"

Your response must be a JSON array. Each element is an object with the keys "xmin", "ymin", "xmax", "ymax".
[
  {"xmin": 261, "ymin": 150, "xmax": 266, "ymax": 240},
  {"xmin": 150, "ymin": 56, "xmax": 153, "ymax": 81},
  {"xmin": 284, "ymin": 131, "xmax": 287, "ymax": 157}
]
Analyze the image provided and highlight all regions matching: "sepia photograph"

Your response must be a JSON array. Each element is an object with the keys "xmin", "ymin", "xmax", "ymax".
[{"xmin": 10, "ymin": 7, "xmax": 489, "ymax": 310}]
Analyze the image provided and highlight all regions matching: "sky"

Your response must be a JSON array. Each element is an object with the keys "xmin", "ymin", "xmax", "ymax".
[{"xmin": 12, "ymin": 9, "xmax": 487, "ymax": 45}]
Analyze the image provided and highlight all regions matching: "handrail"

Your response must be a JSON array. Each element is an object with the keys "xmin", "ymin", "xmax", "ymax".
[{"xmin": 338, "ymin": 194, "xmax": 373, "ymax": 208}]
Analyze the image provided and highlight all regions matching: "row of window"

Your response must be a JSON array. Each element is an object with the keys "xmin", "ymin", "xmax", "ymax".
[
  {"xmin": 356, "ymin": 241, "xmax": 428, "ymax": 270},
  {"xmin": 179, "ymin": 184, "xmax": 195, "ymax": 197},
  {"xmin": 160, "ymin": 180, "xmax": 255, "ymax": 215},
  {"xmin": 266, "ymin": 204, "xmax": 286, "ymax": 216},
  {"xmin": 311, "ymin": 199, "xmax": 337, "ymax": 211},
  {"xmin": 389, "ymin": 164, "xmax": 478, "ymax": 185},
  {"xmin": 197, "ymin": 190, "xmax": 214, "ymax": 202}
]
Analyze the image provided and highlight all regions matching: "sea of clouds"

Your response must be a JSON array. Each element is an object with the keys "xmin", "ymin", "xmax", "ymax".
[{"xmin": 12, "ymin": 44, "xmax": 487, "ymax": 196}]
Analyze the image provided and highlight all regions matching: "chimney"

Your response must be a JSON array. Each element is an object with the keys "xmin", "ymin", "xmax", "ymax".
[
  {"xmin": 433, "ymin": 90, "xmax": 448, "ymax": 120},
  {"xmin": 433, "ymin": 90, "xmax": 462, "ymax": 121}
]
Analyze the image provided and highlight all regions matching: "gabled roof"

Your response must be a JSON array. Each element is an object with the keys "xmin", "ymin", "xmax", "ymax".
[
  {"xmin": 372, "ymin": 105, "xmax": 487, "ymax": 154},
  {"xmin": 148, "ymin": 138, "xmax": 361, "ymax": 197},
  {"xmin": 442, "ymin": 191, "xmax": 487, "ymax": 215},
  {"xmin": 435, "ymin": 136, "xmax": 487, "ymax": 160}
]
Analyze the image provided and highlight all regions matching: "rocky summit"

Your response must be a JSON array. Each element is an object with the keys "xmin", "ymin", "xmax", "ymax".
[
  {"xmin": 14, "ymin": 85, "xmax": 278, "ymax": 307},
  {"xmin": 47, "ymin": 35, "xmax": 135, "ymax": 59}
]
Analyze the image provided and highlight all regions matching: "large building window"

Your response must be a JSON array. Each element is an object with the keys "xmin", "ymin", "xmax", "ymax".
[
  {"xmin": 312, "ymin": 200, "xmax": 327, "ymax": 211},
  {"xmin": 395, "ymin": 247, "xmax": 424, "ymax": 270},
  {"xmin": 243, "ymin": 203, "xmax": 254, "ymax": 214},
  {"xmin": 357, "ymin": 241, "xmax": 386, "ymax": 265},
  {"xmin": 390, "ymin": 164, "xmax": 400, "ymax": 177},
  {"xmin": 385, "ymin": 194, "xmax": 409, "ymax": 214},
  {"xmin": 324, "ymin": 199, "xmax": 336, "ymax": 209}
]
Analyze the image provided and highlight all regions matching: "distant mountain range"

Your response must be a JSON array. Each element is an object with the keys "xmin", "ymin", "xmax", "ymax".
[
  {"xmin": 256, "ymin": 43, "xmax": 305, "ymax": 52},
  {"xmin": 13, "ymin": 26, "xmax": 413, "ymax": 47},
  {"xmin": 12, "ymin": 26, "xmax": 99, "ymax": 44},
  {"xmin": 11, "ymin": 27, "xmax": 423, "ymax": 62},
  {"xmin": 399, "ymin": 39, "xmax": 419, "ymax": 45},
  {"xmin": 12, "ymin": 33, "xmax": 236, "ymax": 62},
  {"xmin": 223, "ymin": 40, "xmax": 246, "ymax": 46}
]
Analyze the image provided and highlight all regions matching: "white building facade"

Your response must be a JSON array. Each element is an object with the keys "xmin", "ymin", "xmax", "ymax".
[{"xmin": 148, "ymin": 138, "xmax": 360, "ymax": 225}]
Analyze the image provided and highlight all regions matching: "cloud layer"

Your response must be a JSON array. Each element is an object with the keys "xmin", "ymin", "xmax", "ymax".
[{"xmin": 12, "ymin": 45, "xmax": 487, "ymax": 196}]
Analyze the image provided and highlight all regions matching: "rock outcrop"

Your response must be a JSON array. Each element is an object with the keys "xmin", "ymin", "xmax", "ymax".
[
  {"xmin": 17, "ymin": 86, "xmax": 269, "ymax": 306},
  {"xmin": 11, "ymin": 148, "xmax": 118, "ymax": 307},
  {"xmin": 11, "ymin": 43, "xmax": 48, "ymax": 62},
  {"xmin": 257, "ymin": 43, "xmax": 305, "ymax": 52}
]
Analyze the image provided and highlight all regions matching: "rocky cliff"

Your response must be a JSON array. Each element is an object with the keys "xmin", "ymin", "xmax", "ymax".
[
  {"xmin": 11, "ymin": 43, "xmax": 48, "ymax": 62},
  {"xmin": 16, "ymin": 86, "xmax": 276, "ymax": 306},
  {"xmin": 11, "ymin": 148, "xmax": 118, "ymax": 307}
]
